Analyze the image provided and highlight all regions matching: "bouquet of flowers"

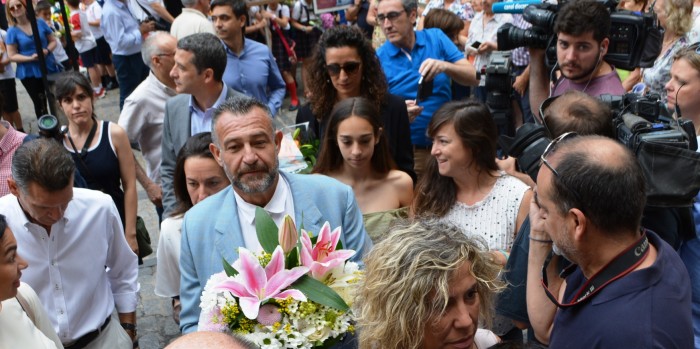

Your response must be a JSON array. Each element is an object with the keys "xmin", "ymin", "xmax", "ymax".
[{"xmin": 198, "ymin": 208, "xmax": 361, "ymax": 348}]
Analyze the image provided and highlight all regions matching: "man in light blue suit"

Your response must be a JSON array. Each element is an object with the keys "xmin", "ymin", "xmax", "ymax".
[{"xmin": 179, "ymin": 95, "xmax": 373, "ymax": 333}]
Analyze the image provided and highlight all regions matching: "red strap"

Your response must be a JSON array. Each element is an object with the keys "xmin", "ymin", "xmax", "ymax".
[{"xmin": 271, "ymin": 20, "xmax": 296, "ymax": 58}]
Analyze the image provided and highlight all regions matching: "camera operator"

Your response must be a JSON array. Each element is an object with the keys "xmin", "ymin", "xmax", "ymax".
[
  {"xmin": 666, "ymin": 43, "xmax": 700, "ymax": 348},
  {"xmin": 496, "ymin": 91, "xmax": 695, "ymax": 344},
  {"xmin": 529, "ymin": 0, "xmax": 625, "ymax": 121}
]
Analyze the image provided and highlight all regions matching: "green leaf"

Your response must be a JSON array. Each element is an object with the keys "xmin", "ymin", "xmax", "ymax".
[
  {"xmin": 292, "ymin": 275, "xmax": 349, "ymax": 311},
  {"xmin": 222, "ymin": 257, "xmax": 238, "ymax": 277},
  {"xmin": 255, "ymin": 207, "xmax": 279, "ymax": 254},
  {"xmin": 285, "ymin": 246, "xmax": 300, "ymax": 268}
]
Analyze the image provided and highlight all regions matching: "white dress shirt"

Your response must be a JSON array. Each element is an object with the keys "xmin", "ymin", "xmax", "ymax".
[
  {"xmin": 0, "ymin": 188, "xmax": 139, "ymax": 344},
  {"xmin": 119, "ymin": 71, "xmax": 177, "ymax": 184},
  {"xmin": 233, "ymin": 175, "xmax": 295, "ymax": 253}
]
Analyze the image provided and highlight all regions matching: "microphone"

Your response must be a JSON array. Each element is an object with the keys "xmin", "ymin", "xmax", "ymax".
[
  {"xmin": 492, "ymin": 0, "xmax": 542, "ymax": 14},
  {"xmin": 675, "ymin": 83, "xmax": 686, "ymax": 118}
]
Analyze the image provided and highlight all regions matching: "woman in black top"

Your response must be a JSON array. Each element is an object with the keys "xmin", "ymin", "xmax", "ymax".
[{"xmin": 55, "ymin": 71, "xmax": 139, "ymax": 255}]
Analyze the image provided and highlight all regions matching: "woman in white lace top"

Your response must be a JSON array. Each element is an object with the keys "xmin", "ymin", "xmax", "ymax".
[{"xmin": 411, "ymin": 100, "xmax": 532, "ymax": 264}]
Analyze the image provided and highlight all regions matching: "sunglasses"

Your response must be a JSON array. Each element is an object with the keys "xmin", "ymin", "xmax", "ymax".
[
  {"xmin": 8, "ymin": 4, "xmax": 23, "ymax": 11},
  {"xmin": 541, "ymin": 131, "xmax": 582, "ymax": 201},
  {"xmin": 376, "ymin": 10, "xmax": 405, "ymax": 23},
  {"xmin": 538, "ymin": 95, "xmax": 559, "ymax": 137},
  {"xmin": 326, "ymin": 61, "xmax": 361, "ymax": 77}
]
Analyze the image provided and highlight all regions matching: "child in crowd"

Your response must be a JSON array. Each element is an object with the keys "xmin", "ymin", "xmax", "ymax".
[
  {"xmin": 35, "ymin": 1, "xmax": 71, "ymax": 70},
  {"xmin": 66, "ymin": 0, "xmax": 106, "ymax": 98}
]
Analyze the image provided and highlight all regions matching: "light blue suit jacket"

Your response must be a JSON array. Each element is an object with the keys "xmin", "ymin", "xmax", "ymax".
[{"xmin": 179, "ymin": 172, "xmax": 372, "ymax": 333}]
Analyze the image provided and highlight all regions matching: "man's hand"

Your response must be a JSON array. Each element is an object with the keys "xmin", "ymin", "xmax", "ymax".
[
  {"xmin": 139, "ymin": 20, "xmax": 155, "ymax": 35},
  {"xmin": 405, "ymin": 99, "xmax": 424, "ymax": 123},
  {"xmin": 513, "ymin": 72, "xmax": 529, "ymax": 95},
  {"xmin": 529, "ymin": 192, "xmax": 551, "ymax": 241},
  {"xmin": 418, "ymin": 58, "xmax": 448, "ymax": 83},
  {"xmin": 146, "ymin": 183, "xmax": 163, "ymax": 207},
  {"xmin": 477, "ymin": 41, "xmax": 497, "ymax": 54}
]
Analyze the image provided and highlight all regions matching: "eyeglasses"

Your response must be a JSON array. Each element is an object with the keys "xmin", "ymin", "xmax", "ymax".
[
  {"xmin": 376, "ymin": 10, "xmax": 405, "ymax": 23},
  {"xmin": 325, "ymin": 61, "xmax": 361, "ymax": 77},
  {"xmin": 541, "ymin": 132, "xmax": 582, "ymax": 201},
  {"xmin": 538, "ymin": 95, "xmax": 559, "ymax": 137},
  {"xmin": 8, "ymin": 4, "xmax": 23, "ymax": 11},
  {"xmin": 156, "ymin": 52, "xmax": 175, "ymax": 58}
]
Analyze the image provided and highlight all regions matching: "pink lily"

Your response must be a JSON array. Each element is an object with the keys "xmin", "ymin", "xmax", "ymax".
[
  {"xmin": 214, "ymin": 246, "xmax": 308, "ymax": 319},
  {"xmin": 300, "ymin": 222, "xmax": 356, "ymax": 280}
]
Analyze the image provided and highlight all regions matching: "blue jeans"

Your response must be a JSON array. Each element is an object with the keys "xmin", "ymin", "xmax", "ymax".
[{"xmin": 112, "ymin": 53, "xmax": 148, "ymax": 110}]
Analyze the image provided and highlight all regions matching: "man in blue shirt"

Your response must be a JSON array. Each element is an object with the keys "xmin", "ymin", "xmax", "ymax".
[
  {"xmin": 528, "ymin": 135, "xmax": 692, "ymax": 348},
  {"xmin": 101, "ymin": 0, "xmax": 155, "ymax": 110},
  {"xmin": 376, "ymin": 0, "xmax": 477, "ymax": 176},
  {"xmin": 211, "ymin": 0, "xmax": 285, "ymax": 116}
]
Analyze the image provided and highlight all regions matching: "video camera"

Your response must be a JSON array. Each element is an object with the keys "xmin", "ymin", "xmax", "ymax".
[
  {"xmin": 484, "ymin": 51, "xmax": 514, "ymax": 136},
  {"xmin": 37, "ymin": 114, "xmax": 67, "ymax": 141},
  {"xmin": 494, "ymin": 0, "xmax": 662, "ymax": 71},
  {"xmin": 499, "ymin": 93, "xmax": 700, "ymax": 207}
]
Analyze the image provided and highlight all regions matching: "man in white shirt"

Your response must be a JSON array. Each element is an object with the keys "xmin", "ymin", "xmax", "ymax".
[
  {"xmin": 119, "ymin": 31, "xmax": 177, "ymax": 220},
  {"xmin": 170, "ymin": 0, "xmax": 214, "ymax": 39},
  {"xmin": 0, "ymin": 139, "xmax": 139, "ymax": 349}
]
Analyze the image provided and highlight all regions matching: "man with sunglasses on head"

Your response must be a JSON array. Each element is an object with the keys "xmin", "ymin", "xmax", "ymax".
[
  {"xmin": 529, "ymin": 0, "xmax": 625, "ymax": 122},
  {"xmin": 375, "ymin": 0, "xmax": 478, "ymax": 176},
  {"xmin": 526, "ymin": 134, "xmax": 692, "ymax": 348},
  {"xmin": 211, "ymin": 0, "xmax": 286, "ymax": 116}
]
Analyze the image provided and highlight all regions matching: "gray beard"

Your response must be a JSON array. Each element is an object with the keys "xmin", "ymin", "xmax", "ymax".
[{"xmin": 227, "ymin": 158, "xmax": 279, "ymax": 194}]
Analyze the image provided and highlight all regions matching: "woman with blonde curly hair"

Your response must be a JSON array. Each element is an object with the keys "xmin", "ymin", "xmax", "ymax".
[{"xmin": 356, "ymin": 219, "xmax": 504, "ymax": 349}]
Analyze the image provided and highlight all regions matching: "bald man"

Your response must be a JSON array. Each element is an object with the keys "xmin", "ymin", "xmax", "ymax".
[
  {"xmin": 526, "ymin": 135, "xmax": 692, "ymax": 348},
  {"xmin": 166, "ymin": 332, "xmax": 254, "ymax": 349}
]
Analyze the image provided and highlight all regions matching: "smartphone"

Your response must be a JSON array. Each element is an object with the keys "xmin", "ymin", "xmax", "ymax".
[
  {"xmin": 417, "ymin": 76, "xmax": 433, "ymax": 103},
  {"xmin": 471, "ymin": 41, "xmax": 482, "ymax": 49}
]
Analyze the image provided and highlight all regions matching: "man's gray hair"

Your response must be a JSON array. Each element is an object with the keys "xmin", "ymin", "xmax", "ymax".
[
  {"xmin": 12, "ymin": 139, "xmax": 75, "ymax": 193},
  {"xmin": 211, "ymin": 95, "xmax": 273, "ymax": 146},
  {"xmin": 377, "ymin": 0, "xmax": 417, "ymax": 13},
  {"xmin": 141, "ymin": 31, "xmax": 171, "ymax": 68},
  {"xmin": 180, "ymin": 0, "xmax": 196, "ymax": 8}
]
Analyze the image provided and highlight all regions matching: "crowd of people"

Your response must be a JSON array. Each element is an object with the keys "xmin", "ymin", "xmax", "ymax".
[{"xmin": 0, "ymin": 0, "xmax": 698, "ymax": 348}]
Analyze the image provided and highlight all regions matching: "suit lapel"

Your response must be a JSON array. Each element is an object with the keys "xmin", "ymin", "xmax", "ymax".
[
  {"xmin": 214, "ymin": 189, "xmax": 244, "ymax": 264},
  {"xmin": 285, "ymin": 173, "xmax": 324, "ymax": 235}
]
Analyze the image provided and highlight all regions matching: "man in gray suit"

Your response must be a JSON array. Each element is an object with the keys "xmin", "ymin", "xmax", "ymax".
[{"xmin": 161, "ymin": 32, "xmax": 244, "ymax": 217}]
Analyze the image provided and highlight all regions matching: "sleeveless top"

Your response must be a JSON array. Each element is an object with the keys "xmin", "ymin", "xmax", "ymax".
[
  {"xmin": 440, "ymin": 172, "xmax": 530, "ymax": 250},
  {"xmin": 64, "ymin": 120, "xmax": 125, "ymax": 225},
  {"xmin": 363, "ymin": 207, "xmax": 408, "ymax": 243}
]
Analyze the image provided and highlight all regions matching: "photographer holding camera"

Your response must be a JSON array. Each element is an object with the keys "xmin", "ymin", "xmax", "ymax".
[{"xmin": 529, "ymin": 0, "xmax": 625, "ymax": 121}]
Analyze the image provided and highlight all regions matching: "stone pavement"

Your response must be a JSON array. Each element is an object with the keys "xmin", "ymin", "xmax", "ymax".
[{"xmin": 15, "ymin": 77, "xmax": 299, "ymax": 348}]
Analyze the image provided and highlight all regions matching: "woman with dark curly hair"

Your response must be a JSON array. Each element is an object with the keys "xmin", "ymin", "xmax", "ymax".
[{"xmin": 295, "ymin": 25, "xmax": 415, "ymax": 180}]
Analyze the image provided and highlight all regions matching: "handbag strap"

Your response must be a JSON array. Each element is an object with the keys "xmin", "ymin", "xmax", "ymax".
[
  {"xmin": 271, "ymin": 20, "xmax": 295, "ymax": 58},
  {"xmin": 15, "ymin": 291, "xmax": 37, "ymax": 326}
]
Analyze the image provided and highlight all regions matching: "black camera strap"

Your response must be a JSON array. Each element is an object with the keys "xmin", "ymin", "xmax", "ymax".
[
  {"xmin": 67, "ymin": 117, "xmax": 98, "ymax": 160},
  {"xmin": 541, "ymin": 232, "xmax": 650, "ymax": 308}
]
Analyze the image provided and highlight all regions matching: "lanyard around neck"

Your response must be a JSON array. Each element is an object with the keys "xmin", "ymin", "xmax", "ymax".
[{"xmin": 541, "ymin": 232, "xmax": 650, "ymax": 308}]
